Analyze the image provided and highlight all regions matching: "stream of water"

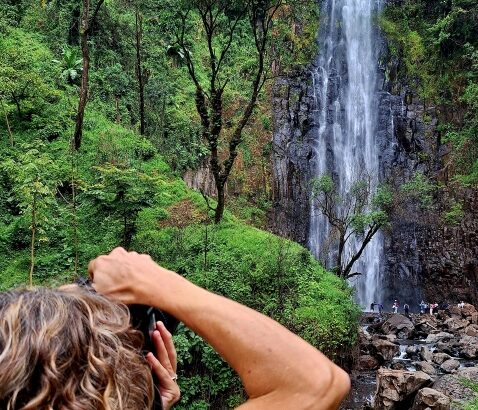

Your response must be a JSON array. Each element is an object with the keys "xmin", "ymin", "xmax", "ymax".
[{"xmin": 309, "ymin": 0, "xmax": 383, "ymax": 308}]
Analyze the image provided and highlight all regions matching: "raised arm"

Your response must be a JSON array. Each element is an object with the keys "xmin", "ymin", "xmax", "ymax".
[{"xmin": 89, "ymin": 247, "xmax": 350, "ymax": 409}]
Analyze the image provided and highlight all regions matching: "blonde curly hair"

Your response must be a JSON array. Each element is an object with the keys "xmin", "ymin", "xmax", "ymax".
[{"xmin": 0, "ymin": 287, "xmax": 153, "ymax": 410}]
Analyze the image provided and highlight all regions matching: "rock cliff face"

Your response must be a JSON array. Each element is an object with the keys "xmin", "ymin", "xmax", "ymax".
[
  {"xmin": 270, "ymin": 68, "xmax": 316, "ymax": 244},
  {"xmin": 270, "ymin": 1, "xmax": 478, "ymax": 306}
]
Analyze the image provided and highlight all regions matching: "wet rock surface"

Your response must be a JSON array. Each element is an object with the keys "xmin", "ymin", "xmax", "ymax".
[
  {"xmin": 342, "ymin": 309, "xmax": 478, "ymax": 409},
  {"xmin": 412, "ymin": 388, "xmax": 451, "ymax": 410}
]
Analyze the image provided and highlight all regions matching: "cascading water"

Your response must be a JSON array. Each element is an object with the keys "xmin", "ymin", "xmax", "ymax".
[{"xmin": 309, "ymin": 0, "xmax": 383, "ymax": 308}]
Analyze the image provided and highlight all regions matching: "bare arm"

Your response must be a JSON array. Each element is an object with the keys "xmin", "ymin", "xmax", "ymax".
[{"xmin": 89, "ymin": 247, "xmax": 350, "ymax": 409}]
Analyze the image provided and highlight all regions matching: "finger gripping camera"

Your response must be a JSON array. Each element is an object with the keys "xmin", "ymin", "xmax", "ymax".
[{"xmin": 129, "ymin": 305, "xmax": 179, "ymax": 410}]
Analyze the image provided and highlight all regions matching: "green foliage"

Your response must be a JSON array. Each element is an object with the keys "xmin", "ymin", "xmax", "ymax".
[
  {"xmin": 443, "ymin": 201, "xmax": 465, "ymax": 226},
  {"xmin": 312, "ymin": 174, "xmax": 334, "ymax": 195},
  {"xmin": 400, "ymin": 172, "xmax": 437, "ymax": 210},
  {"xmin": 380, "ymin": 0, "xmax": 478, "ymax": 183},
  {"xmin": 134, "ymin": 221, "xmax": 360, "ymax": 408},
  {"xmin": 0, "ymin": 28, "xmax": 60, "ymax": 120},
  {"xmin": 52, "ymin": 46, "xmax": 82, "ymax": 85},
  {"xmin": 310, "ymin": 175, "xmax": 391, "ymax": 278},
  {"xmin": 461, "ymin": 378, "xmax": 478, "ymax": 410}
]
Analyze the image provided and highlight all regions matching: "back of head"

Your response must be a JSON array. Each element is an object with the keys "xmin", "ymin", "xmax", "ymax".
[{"xmin": 0, "ymin": 287, "xmax": 153, "ymax": 410}]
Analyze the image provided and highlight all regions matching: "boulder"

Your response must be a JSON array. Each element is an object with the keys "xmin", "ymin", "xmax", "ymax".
[
  {"xmin": 416, "ymin": 361, "xmax": 437, "ymax": 375},
  {"xmin": 426, "ymin": 332, "xmax": 454, "ymax": 344},
  {"xmin": 412, "ymin": 388, "xmax": 451, "ymax": 410},
  {"xmin": 391, "ymin": 362, "xmax": 407, "ymax": 371},
  {"xmin": 444, "ymin": 317, "xmax": 469, "ymax": 332},
  {"xmin": 436, "ymin": 341, "xmax": 455, "ymax": 355},
  {"xmin": 448, "ymin": 305, "xmax": 462, "ymax": 317},
  {"xmin": 471, "ymin": 312, "xmax": 478, "ymax": 325},
  {"xmin": 433, "ymin": 353, "xmax": 451, "ymax": 365},
  {"xmin": 460, "ymin": 344, "xmax": 478, "ymax": 359},
  {"xmin": 463, "ymin": 325, "xmax": 478, "ymax": 337},
  {"xmin": 420, "ymin": 346, "xmax": 433, "ymax": 362},
  {"xmin": 457, "ymin": 335, "xmax": 478, "ymax": 358},
  {"xmin": 374, "ymin": 369, "xmax": 431, "ymax": 410},
  {"xmin": 461, "ymin": 303, "xmax": 477, "ymax": 318},
  {"xmin": 372, "ymin": 338, "xmax": 400, "ymax": 361},
  {"xmin": 357, "ymin": 354, "xmax": 380, "ymax": 370},
  {"xmin": 433, "ymin": 367, "xmax": 478, "ymax": 404},
  {"xmin": 440, "ymin": 359, "xmax": 460, "ymax": 374},
  {"xmin": 382, "ymin": 314, "xmax": 415, "ymax": 339},
  {"xmin": 406, "ymin": 345, "xmax": 419, "ymax": 358}
]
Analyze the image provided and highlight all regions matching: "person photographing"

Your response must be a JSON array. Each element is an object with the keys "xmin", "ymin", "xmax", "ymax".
[
  {"xmin": 89, "ymin": 247, "xmax": 350, "ymax": 409},
  {"xmin": 0, "ymin": 247, "xmax": 350, "ymax": 409}
]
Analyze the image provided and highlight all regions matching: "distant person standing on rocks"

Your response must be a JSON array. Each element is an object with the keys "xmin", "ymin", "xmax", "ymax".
[
  {"xmin": 392, "ymin": 301, "xmax": 398, "ymax": 313},
  {"xmin": 419, "ymin": 300, "xmax": 427, "ymax": 314},
  {"xmin": 459, "ymin": 301, "xmax": 465, "ymax": 309},
  {"xmin": 378, "ymin": 303, "xmax": 383, "ymax": 314},
  {"xmin": 370, "ymin": 302, "xmax": 376, "ymax": 312},
  {"xmin": 404, "ymin": 303, "xmax": 410, "ymax": 316}
]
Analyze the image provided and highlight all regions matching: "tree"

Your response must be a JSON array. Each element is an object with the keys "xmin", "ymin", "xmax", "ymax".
[
  {"xmin": 166, "ymin": 0, "xmax": 283, "ymax": 223},
  {"xmin": 135, "ymin": 4, "xmax": 145, "ymax": 135},
  {"xmin": 72, "ymin": 0, "xmax": 105, "ymax": 150},
  {"xmin": 2, "ymin": 142, "xmax": 59, "ymax": 286},
  {"xmin": 87, "ymin": 164, "xmax": 160, "ymax": 249},
  {"xmin": 311, "ymin": 175, "xmax": 392, "ymax": 279}
]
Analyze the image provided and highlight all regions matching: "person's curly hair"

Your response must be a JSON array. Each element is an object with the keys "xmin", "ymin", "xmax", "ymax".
[{"xmin": 0, "ymin": 287, "xmax": 153, "ymax": 410}]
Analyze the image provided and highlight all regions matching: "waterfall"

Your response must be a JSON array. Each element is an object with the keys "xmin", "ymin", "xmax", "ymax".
[{"xmin": 309, "ymin": 0, "xmax": 383, "ymax": 308}]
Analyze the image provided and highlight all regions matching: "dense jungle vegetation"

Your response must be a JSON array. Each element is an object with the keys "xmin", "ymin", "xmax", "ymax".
[
  {"xmin": 381, "ymin": 0, "xmax": 478, "ymax": 185},
  {"xmin": 0, "ymin": 1, "xmax": 358, "ymax": 408}
]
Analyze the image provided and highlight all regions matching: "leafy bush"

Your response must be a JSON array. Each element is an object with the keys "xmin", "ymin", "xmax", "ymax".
[{"xmin": 134, "ymin": 219, "xmax": 360, "ymax": 408}]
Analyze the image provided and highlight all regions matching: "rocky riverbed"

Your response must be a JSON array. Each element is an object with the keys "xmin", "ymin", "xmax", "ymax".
[{"xmin": 342, "ymin": 304, "xmax": 478, "ymax": 409}]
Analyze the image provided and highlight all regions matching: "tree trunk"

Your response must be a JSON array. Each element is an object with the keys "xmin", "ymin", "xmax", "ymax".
[
  {"xmin": 115, "ymin": 96, "xmax": 121, "ymax": 123},
  {"xmin": 12, "ymin": 94, "xmax": 22, "ymax": 119},
  {"xmin": 71, "ymin": 151, "xmax": 79, "ymax": 276},
  {"xmin": 73, "ymin": 0, "xmax": 90, "ymax": 150},
  {"xmin": 1, "ymin": 99, "xmax": 13, "ymax": 146},
  {"xmin": 135, "ymin": 7, "xmax": 145, "ymax": 135},
  {"xmin": 29, "ymin": 193, "xmax": 36, "ymax": 287},
  {"xmin": 214, "ymin": 182, "xmax": 225, "ymax": 224}
]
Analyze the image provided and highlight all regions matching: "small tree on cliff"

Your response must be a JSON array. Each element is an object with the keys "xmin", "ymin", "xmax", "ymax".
[
  {"xmin": 163, "ymin": 0, "xmax": 283, "ymax": 223},
  {"xmin": 311, "ymin": 174, "xmax": 393, "ymax": 279}
]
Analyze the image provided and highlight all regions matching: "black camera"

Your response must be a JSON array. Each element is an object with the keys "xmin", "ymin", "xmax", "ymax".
[{"xmin": 129, "ymin": 305, "xmax": 179, "ymax": 410}]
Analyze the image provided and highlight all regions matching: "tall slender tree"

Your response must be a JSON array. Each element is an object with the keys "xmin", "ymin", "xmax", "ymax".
[
  {"xmin": 169, "ymin": 0, "xmax": 283, "ymax": 223},
  {"xmin": 73, "ymin": 0, "xmax": 105, "ymax": 150},
  {"xmin": 135, "ymin": 5, "xmax": 146, "ymax": 135}
]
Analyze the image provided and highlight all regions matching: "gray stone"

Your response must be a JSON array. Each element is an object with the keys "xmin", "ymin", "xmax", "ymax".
[
  {"xmin": 426, "ymin": 332, "xmax": 454, "ymax": 344},
  {"xmin": 374, "ymin": 369, "xmax": 431, "ymax": 410},
  {"xmin": 420, "ymin": 346, "xmax": 433, "ymax": 362},
  {"xmin": 433, "ymin": 353, "xmax": 451, "ymax": 365},
  {"xmin": 416, "ymin": 361, "xmax": 437, "ymax": 375},
  {"xmin": 382, "ymin": 314, "xmax": 415, "ymax": 339},
  {"xmin": 372, "ymin": 338, "xmax": 400, "ymax": 362},
  {"xmin": 444, "ymin": 317, "xmax": 469, "ymax": 332},
  {"xmin": 357, "ymin": 354, "xmax": 380, "ymax": 371},
  {"xmin": 440, "ymin": 359, "xmax": 460, "ymax": 374},
  {"xmin": 463, "ymin": 325, "xmax": 478, "ymax": 337},
  {"xmin": 433, "ymin": 367, "xmax": 478, "ymax": 406},
  {"xmin": 460, "ymin": 345, "xmax": 478, "ymax": 359},
  {"xmin": 412, "ymin": 388, "xmax": 451, "ymax": 410},
  {"xmin": 406, "ymin": 345, "xmax": 419, "ymax": 358}
]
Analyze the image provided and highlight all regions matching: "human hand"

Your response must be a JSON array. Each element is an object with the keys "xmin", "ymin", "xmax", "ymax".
[
  {"xmin": 146, "ymin": 321, "xmax": 180, "ymax": 410},
  {"xmin": 88, "ymin": 247, "xmax": 175, "ymax": 306}
]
